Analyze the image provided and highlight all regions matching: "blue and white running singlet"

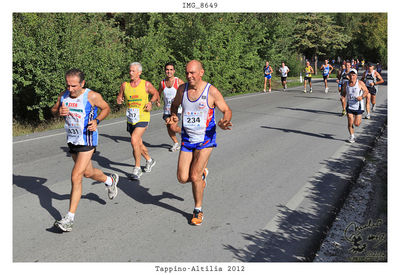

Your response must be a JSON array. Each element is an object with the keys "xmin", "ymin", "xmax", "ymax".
[
  {"xmin": 60, "ymin": 88, "xmax": 98, "ymax": 146},
  {"xmin": 323, "ymin": 65, "xmax": 330, "ymax": 76},
  {"xmin": 346, "ymin": 80, "xmax": 365, "ymax": 111},
  {"xmin": 181, "ymin": 83, "xmax": 216, "ymax": 145}
]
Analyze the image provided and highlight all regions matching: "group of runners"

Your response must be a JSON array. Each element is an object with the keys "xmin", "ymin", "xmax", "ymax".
[
  {"xmin": 263, "ymin": 59, "xmax": 384, "ymax": 144},
  {"xmin": 51, "ymin": 60, "xmax": 232, "ymax": 232},
  {"xmin": 49, "ymin": 57, "xmax": 383, "ymax": 232}
]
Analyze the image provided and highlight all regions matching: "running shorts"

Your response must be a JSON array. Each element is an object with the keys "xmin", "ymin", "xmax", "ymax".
[
  {"xmin": 304, "ymin": 77, "xmax": 312, "ymax": 82},
  {"xmin": 281, "ymin": 77, "xmax": 287, "ymax": 82},
  {"xmin": 346, "ymin": 105, "xmax": 364, "ymax": 116},
  {"xmin": 264, "ymin": 74, "xmax": 272, "ymax": 80},
  {"xmin": 323, "ymin": 75, "xmax": 328, "ymax": 80},
  {"xmin": 181, "ymin": 139, "xmax": 217, "ymax": 152},
  {"xmin": 127, "ymin": 122, "xmax": 149, "ymax": 135},
  {"xmin": 68, "ymin": 143, "xmax": 96, "ymax": 154},
  {"xmin": 367, "ymin": 86, "xmax": 377, "ymax": 95}
]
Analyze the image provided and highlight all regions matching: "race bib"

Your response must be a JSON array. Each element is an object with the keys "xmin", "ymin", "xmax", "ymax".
[
  {"xmin": 127, "ymin": 108, "xmax": 140, "ymax": 124},
  {"xmin": 183, "ymin": 112, "xmax": 205, "ymax": 129}
]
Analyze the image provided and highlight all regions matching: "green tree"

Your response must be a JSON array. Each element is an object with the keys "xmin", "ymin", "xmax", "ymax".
[{"xmin": 292, "ymin": 13, "xmax": 350, "ymax": 73}]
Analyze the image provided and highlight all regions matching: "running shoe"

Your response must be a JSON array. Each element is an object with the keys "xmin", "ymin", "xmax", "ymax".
[
  {"xmin": 131, "ymin": 166, "xmax": 143, "ymax": 180},
  {"xmin": 269, "ymin": 89, "xmax": 272, "ymax": 93},
  {"xmin": 170, "ymin": 143, "xmax": 180, "ymax": 152},
  {"xmin": 325, "ymin": 88, "xmax": 328, "ymax": 94},
  {"xmin": 54, "ymin": 216, "xmax": 73, "ymax": 232},
  {"xmin": 341, "ymin": 110, "xmax": 347, "ymax": 116},
  {"xmin": 106, "ymin": 173, "xmax": 119, "ymax": 200},
  {"xmin": 191, "ymin": 209, "xmax": 204, "ymax": 226},
  {"xmin": 202, "ymin": 168, "xmax": 209, "ymax": 189},
  {"xmin": 348, "ymin": 136, "xmax": 355, "ymax": 143},
  {"xmin": 372, "ymin": 105, "xmax": 376, "ymax": 112},
  {"xmin": 365, "ymin": 113, "xmax": 371, "ymax": 119},
  {"xmin": 263, "ymin": 89, "xmax": 266, "ymax": 93},
  {"xmin": 303, "ymin": 89, "xmax": 307, "ymax": 93},
  {"xmin": 144, "ymin": 158, "xmax": 156, "ymax": 173},
  {"xmin": 309, "ymin": 88, "xmax": 312, "ymax": 93}
]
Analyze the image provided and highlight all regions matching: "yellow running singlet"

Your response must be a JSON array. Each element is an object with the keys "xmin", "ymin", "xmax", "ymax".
[{"xmin": 124, "ymin": 80, "xmax": 150, "ymax": 125}]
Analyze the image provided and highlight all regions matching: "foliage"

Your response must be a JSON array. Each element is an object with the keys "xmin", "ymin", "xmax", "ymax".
[{"xmin": 13, "ymin": 12, "xmax": 387, "ymax": 125}]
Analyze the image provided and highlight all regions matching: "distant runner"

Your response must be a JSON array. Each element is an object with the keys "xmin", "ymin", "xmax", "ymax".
[
  {"xmin": 279, "ymin": 62, "xmax": 290, "ymax": 91},
  {"xmin": 361, "ymin": 63, "xmax": 384, "ymax": 119},
  {"xmin": 263, "ymin": 61, "xmax": 273, "ymax": 93},
  {"xmin": 158, "ymin": 62, "xmax": 185, "ymax": 152},
  {"xmin": 320, "ymin": 59, "xmax": 334, "ymax": 93},
  {"xmin": 338, "ymin": 61, "xmax": 352, "ymax": 116},
  {"xmin": 303, "ymin": 61, "xmax": 314, "ymax": 93}
]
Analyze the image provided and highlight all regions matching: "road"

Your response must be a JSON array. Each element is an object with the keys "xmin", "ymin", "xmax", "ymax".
[{"xmin": 13, "ymin": 74, "xmax": 387, "ymax": 262}]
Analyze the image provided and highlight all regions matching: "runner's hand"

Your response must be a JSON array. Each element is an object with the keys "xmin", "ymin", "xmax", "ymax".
[
  {"xmin": 144, "ymin": 102, "xmax": 152, "ymax": 111},
  {"xmin": 166, "ymin": 114, "xmax": 179, "ymax": 125},
  {"xmin": 218, "ymin": 119, "xmax": 232, "ymax": 130},
  {"xmin": 59, "ymin": 102, "xmax": 69, "ymax": 117},
  {"xmin": 87, "ymin": 120, "xmax": 98, "ymax": 132},
  {"xmin": 117, "ymin": 96, "xmax": 124, "ymax": 104}
]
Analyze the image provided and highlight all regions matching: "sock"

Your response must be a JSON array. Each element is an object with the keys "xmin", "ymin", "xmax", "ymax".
[
  {"xmin": 66, "ymin": 212, "xmax": 75, "ymax": 220},
  {"xmin": 147, "ymin": 158, "xmax": 152, "ymax": 163},
  {"xmin": 104, "ymin": 176, "xmax": 113, "ymax": 186},
  {"xmin": 194, "ymin": 207, "xmax": 202, "ymax": 212},
  {"xmin": 351, "ymin": 134, "xmax": 355, "ymax": 138}
]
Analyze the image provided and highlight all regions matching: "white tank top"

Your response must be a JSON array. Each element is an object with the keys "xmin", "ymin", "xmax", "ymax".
[
  {"xmin": 346, "ymin": 80, "xmax": 365, "ymax": 111},
  {"xmin": 60, "ymin": 88, "xmax": 98, "ymax": 146},
  {"xmin": 161, "ymin": 77, "xmax": 182, "ymax": 115},
  {"xmin": 181, "ymin": 83, "xmax": 216, "ymax": 144}
]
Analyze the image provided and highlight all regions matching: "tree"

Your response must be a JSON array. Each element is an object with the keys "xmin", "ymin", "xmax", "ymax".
[{"xmin": 292, "ymin": 13, "xmax": 351, "ymax": 73}]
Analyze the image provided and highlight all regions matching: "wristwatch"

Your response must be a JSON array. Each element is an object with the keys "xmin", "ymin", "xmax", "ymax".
[{"xmin": 96, "ymin": 119, "xmax": 100, "ymax": 125}]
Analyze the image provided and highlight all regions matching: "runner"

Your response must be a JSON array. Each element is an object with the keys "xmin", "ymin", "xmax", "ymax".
[
  {"xmin": 117, "ymin": 62, "xmax": 160, "ymax": 180},
  {"xmin": 320, "ymin": 59, "xmax": 334, "ymax": 93},
  {"xmin": 342, "ymin": 68, "xmax": 369, "ymax": 143},
  {"xmin": 303, "ymin": 60, "xmax": 314, "ymax": 93},
  {"xmin": 279, "ymin": 62, "xmax": 290, "ymax": 91},
  {"xmin": 158, "ymin": 62, "xmax": 185, "ymax": 152},
  {"xmin": 51, "ymin": 69, "xmax": 119, "ymax": 232},
  {"xmin": 167, "ymin": 60, "xmax": 232, "ymax": 226},
  {"xmin": 263, "ymin": 61, "xmax": 273, "ymax": 93},
  {"xmin": 361, "ymin": 63, "xmax": 384, "ymax": 119},
  {"xmin": 338, "ymin": 60, "xmax": 352, "ymax": 116}
]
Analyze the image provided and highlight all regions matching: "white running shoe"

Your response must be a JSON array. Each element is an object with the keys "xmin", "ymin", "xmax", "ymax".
[
  {"xmin": 131, "ymin": 167, "xmax": 143, "ymax": 180},
  {"xmin": 54, "ymin": 216, "xmax": 73, "ymax": 232},
  {"xmin": 304, "ymin": 89, "xmax": 307, "ymax": 93},
  {"xmin": 348, "ymin": 136, "xmax": 355, "ymax": 143},
  {"xmin": 372, "ymin": 105, "xmax": 376, "ymax": 112},
  {"xmin": 144, "ymin": 158, "xmax": 156, "ymax": 173},
  {"xmin": 106, "ymin": 173, "xmax": 119, "ymax": 199},
  {"xmin": 325, "ymin": 88, "xmax": 328, "ymax": 94},
  {"xmin": 365, "ymin": 113, "xmax": 371, "ymax": 119},
  {"xmin": 170, "ymin": 143, "xmax": 180, "ymax": 152},
  {"xmin": 310, "ymin": 88, "xmax": 313, "ymax": 93}
]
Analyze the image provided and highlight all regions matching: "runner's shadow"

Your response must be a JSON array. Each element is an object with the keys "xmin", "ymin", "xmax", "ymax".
[
  {"xmin": 260, "ymin": 126, "xmax": 346, "ymax": 141},
  {"xmin": 100, "ymin": 134, "xmax": 171, "ymax": 150},
  {"xmin": 114, "ymin": 177, "xmax": 192, "ymax": 224},
  {"xmin": 277, "ymin": 106, "xmax": 341, "ymax": 116},
  {"xmin": 13, "ymin": 175, "xmax": 106, "ymax": 221}
]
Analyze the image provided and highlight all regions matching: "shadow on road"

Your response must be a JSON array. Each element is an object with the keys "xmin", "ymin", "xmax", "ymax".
[
  {"xmin": 260, "ymin": 125, "xmax": 345, "ymax": 141},
  {"xmin": 224, "ymin": 102, "xmax": 387, "ymax": 262},
  {"xmin": 98, "ymin": 176, "xmax": 192, "ymax": 224},
  {"xmin": 100, "ymin": 133, "xmax": 171, "ymax": 150},
  {"xmin": 276, "ymin": 106, "xmax": 342, "ymax": 116},
  {"xmin": 13, "ymin": 175, "xmax": 106, "ymax": 221}
]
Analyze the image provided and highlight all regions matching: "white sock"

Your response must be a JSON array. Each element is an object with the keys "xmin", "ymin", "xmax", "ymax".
[
  {"xmin": 194, "ymin": 207, "xmax": 202, "ymax": 212},
  {"xmin": 147, "ymin": 158, "xmax": 152, "ymax": 163},
  {"xmin": 351, "ymin": 134, "xmax": 355, "ymax": 138},
  {"xmin": 66, "ymin": 212, "xmax": 75, "ymax": 220},
  {"xmin": 104, "ymin": 176, "xmax": 113, "ymax": 186}
]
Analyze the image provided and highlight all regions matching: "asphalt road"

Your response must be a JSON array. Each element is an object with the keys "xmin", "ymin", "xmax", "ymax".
[{"xmin": 13, "ymin": 74, "xmax": 387, "ymax": 262}]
